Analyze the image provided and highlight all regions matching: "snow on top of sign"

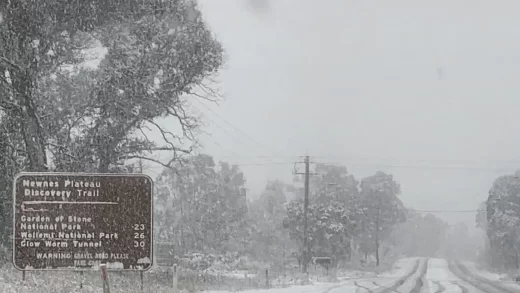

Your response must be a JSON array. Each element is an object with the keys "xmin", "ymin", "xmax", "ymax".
[
  {"xmin": 138, "ymin": 257, "xmax": 151, "ymax": 264},
  {"xmin": 106, "ymin": 262, "xmax": 125, "ymax": 269},
  {"xmin": 72, "ymin": 261, "xmax": 124, "ymax": 271}
]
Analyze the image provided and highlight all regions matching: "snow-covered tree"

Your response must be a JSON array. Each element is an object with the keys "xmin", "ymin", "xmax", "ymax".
[
  {"xmin": 476, "ymin": 201, "xmax": 488, "ymax": 231},
  {"xmin": 0, "ymin": 115, "xmax": 26, "ymax": 250},
  {"xmin": 485, "ymin": 173, "xmax": 520, "ymax": 268},
  {"xmin": 358, "ymin": 171, "xmax": 406, "ymax": 266},
  {"xmin": 248, "ymin": 180, "xmax": 296, "ymax": 263},
  {"xmin": 0, "ymin": 0, "xmax": 224, "ymax": 172},
  {"xmin": 390, "ymin": 212, "xmax": 448, "ymax": 258},
  {"xmin": 440, "ymin": 222, "xmax": 481, "ymax": 262},
  {"xmin": 284, "ymin": 164, "xmax": 360, "ymax": 266},
  {"xmin": 154, "ymin": 154, "xmax": 248, "ymax": 255}
]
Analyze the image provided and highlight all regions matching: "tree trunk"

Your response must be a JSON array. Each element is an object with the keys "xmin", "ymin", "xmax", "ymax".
[
  {"xmin": 97, "ymin": 136, "xmax": 111, "ymax": 173},
  {"xmin": 515, "ymin": 248, "xmax": 519, "ymax": 270},
  {"xmin": 18, "ymin": 83, "xmax": 47, "ymax": 171},
  {"xmin": 375, "ymin": 202, "xmax": 381, "ymax": 266},
  {"xmin": 375, "ymin": 239, "xmax": 380, "ymax": 266},
  {"xmin": 375, "ymin": 222, "xmax": 380, "ymax": 266},
  {"xmin": 10, "ymin": 35, "xmax": 48, "ymax": 172},
  {"xmin": 180, "ymin": 194, "xmax": 185, "ymax": 254},
  {"xmin": 347, "ymin": 237, "xmax": 352, "ymax": 261},
  {"xmin": 0, "ymin": 196, "xmax": 5, "ymax": 244}
]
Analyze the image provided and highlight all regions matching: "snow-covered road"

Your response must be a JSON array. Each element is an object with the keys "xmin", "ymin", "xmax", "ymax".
[
  {"xmin": 422, "ymin": 258, "xmax": 479, "ymax": 293},
  {"xmin": 327, "ymin": 258, "xmax": 500, "ymax": 293},
  {"xmin": 207, "ymin": 258, "xmax": 520, "ymax": 293}
]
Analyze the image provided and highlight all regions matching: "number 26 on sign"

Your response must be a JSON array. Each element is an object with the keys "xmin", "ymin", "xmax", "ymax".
[{"xmin": 133, "ymin": 223, "xmax": 146, "ymax": 248}]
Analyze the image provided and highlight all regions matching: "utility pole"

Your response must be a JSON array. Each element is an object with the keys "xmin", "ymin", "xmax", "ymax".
[
  {"xmin": 294, "ymin": 155, "xmax": 317, "ymax": 273},
  {"xmin": 303, "ymin": 155, "xmax": 310, "ymax": 273}
]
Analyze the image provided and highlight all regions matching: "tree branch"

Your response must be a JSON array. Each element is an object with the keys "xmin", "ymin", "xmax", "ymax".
[
  {"xmin": 123, "ymin": 155, "xmax": 177, "ymax": 171},
  {"xmin": 0, "ymin": 56, "xmax": 21, "ymax": 71},
  {"xmin": 47, "ymin": 142, "xmax": 77, "ymax": 159}
]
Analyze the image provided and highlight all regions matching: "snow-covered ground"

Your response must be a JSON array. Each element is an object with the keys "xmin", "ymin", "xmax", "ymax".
[
  {"xmin": 330, "ymin": 257, "xmax": 422, "ymax": 293},
  {"xmin": 378, "ymin": 257, "xmax": 421, "ymax": 278},
  {"xmin": 205, "ymin": 257, "xmax": 420, "ymax": 293},
  {"xmin": 462, "ymin": 261, "xmax": 509, "ymax": 281},
  {"xmin": 462, "ymin": 261, "xmax": 520, "ymax": 291},
  {"xmin": 206, "ymin": 283, "xmax": 341, "ymax": 293},
  {"xmin": 0, "ymin": 258, "xmax": 420, "ymax": 293}
]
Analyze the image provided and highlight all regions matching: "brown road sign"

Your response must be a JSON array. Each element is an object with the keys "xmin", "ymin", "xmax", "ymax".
[{"xmin": 12, "ymin": 172, "xmax": 153, "ymax": 271}]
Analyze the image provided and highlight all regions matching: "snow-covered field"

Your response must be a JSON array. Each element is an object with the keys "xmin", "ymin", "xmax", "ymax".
[
  {"xmin": 205, "ymin": 283, "xmax": 340, "ymax": 293},
  {"xmin": 0, "ymin": 258, "xmax": 420, "ymax": 293},
  {"xmin": 207, "ymin": 258, "xmax": 420, "ymax": 293}
]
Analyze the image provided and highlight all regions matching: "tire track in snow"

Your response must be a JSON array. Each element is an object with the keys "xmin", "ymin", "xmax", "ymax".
[
  {"xmin": 372, "ymin": 281, "xmax": 401, "ymax": 293},
  {"xmin": 374, "ymin": 258, "xmax": 423, "ymax": 293},
  {"xmin": 450, "ymin": 281, "xmax": 469, "ymax": 293},
  {"xmin": 331, "ymin": 258, "xmax": 422, "ymax": 293},
  {"xmin": 354, "ymin": 280, "xmax": 375, "ymax": 292},
  {"xmin": 410, "ymin": 277, "xmax": 424, "ymax": 293},
  {"xmin": 383, "ymin": 258, "xmax": 422, "ymax": 293},
  {"xmin": 410, "ymin": 258, "xmax": 428, "ymax": 293},
  {"xmin": 450, "ymin": 261, "xmax": 518, "ymax": 293},
  {"xmin": 323, "ymin": 283, "xmax": 345, "ymax": 293},
  {"xmin": 432, "ymin": 280, "xmax": 446, "ymax": 293}
]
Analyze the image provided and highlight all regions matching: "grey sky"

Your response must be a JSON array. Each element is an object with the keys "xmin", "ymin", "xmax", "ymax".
[{"xmin": 147, "ymin": 0, "xmax": 520, "ymax": 229}]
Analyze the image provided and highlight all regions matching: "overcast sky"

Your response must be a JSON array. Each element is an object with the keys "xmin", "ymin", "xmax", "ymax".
[{"xmin": 146, "ymin": 0, "xmax": 520, "ymax": 229}]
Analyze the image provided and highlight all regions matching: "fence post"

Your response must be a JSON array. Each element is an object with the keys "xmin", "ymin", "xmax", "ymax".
[
  {"xmin": 79, "ymin": 271, "xmax": 84, "ymax": 288},
  {"xmin": 172, "ymin": 264, "xmax": 178, "ymax": 293},
  {"xmin": 100, "ymin": 264, "xmax": 111, "ymax": 293},
  {"xmin": 22, "ymin": 271, "xmax": 25, "ymax": 281},
  {"xmin": 140, "ymin": 271, "xmax": 144, "ymax": 291},
  {"xmin": 265, "ymin": 269, "xmax": 269, "ymax": 289}
]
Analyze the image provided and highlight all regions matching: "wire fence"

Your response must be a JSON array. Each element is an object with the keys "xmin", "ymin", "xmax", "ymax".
[{"xmin": 0, "ymin": 260, "xmax": 339, "ymax": 293}]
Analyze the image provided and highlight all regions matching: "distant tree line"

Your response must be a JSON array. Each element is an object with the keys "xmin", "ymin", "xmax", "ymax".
[{"xmin": 153, "ymin": 156, "xmax": 458, "ymax": 268}]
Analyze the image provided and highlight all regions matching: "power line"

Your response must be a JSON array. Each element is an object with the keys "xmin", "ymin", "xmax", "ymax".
[
  {"xmin": 192, "ymin": 99, "xmax": 287, "ymax": 157},
  {"xmin": 196, "ymin": 129, "xmax": 243, "ymax": 159},
  {"xmin": 408, "ymin": 209, "xmax": 479, "ymax": 213},
  {"xmin": 233, "ymin": 161, "xmax": 295, "ymax": 167},
  {"xmin": 197, "ymin": 154, "xmax": 520, "ymax": 171},
  {"xmin": 189, "ymin": 102, "xmax": 269, "ymax": 158},
  {"xmin": 312, "ymin": 154, "xmax": 520, "ymax": 166},
  {"xmin": 315, "ymin": 161, "xmax": 517, "ymax": 172},
  {"xmin": 215, "ymin": 155, "xmax": 301, "ymax": 160},
  {"xmin": 161, "ymin": 150, "xmax": 520, "ymax": 171}
]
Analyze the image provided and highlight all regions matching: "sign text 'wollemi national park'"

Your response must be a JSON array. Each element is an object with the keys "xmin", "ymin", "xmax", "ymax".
[{"xmin": 13, "ymin": 173, "xmax": 153, "ymax": 271}]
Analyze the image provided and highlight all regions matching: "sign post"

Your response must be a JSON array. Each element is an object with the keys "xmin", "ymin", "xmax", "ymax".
[
  {"xmin": 172, "ymin": 264, "xmax": 178, "ymax": 293},
  {"xmin": 12, "ymin": 172, "xmax": 154, "ymax": 271},
  {"xmin": 312, "ymin": 257, "xmax": 333, "ymax": 275},
  {"xmin": 100, "ymin": 263, "xmax": 110, "ymax": 293}
]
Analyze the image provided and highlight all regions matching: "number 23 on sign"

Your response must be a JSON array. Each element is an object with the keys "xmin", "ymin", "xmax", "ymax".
[{"xmin": 133, "ymin": 224, "xmax": 146, "ymax": 248}]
